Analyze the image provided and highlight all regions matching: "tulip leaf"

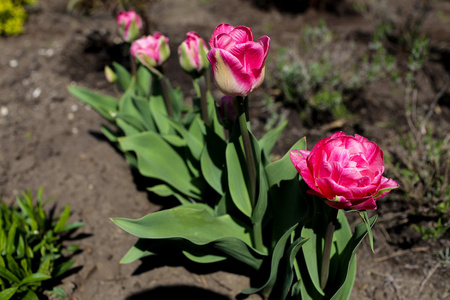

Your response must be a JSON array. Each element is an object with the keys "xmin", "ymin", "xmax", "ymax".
[
  {"xmin": 226, "ymin": 138, "xmax": 252, "ymax": 218},
  {"xmin": 112, "ymin": 204, "xmax": 263, "ymax": 268},
  {"xmin": 147, "ymin": 184, "xmax": 191, "ymax": 205},
  {"xmin": 67, "ymin": 86, "xmax": 118, "ymax": 123},
  {"xmin": 259, "ymin": 120, "xmax": 288, "ymax": 158},
  {"xmin": 241, "ymin": 224, "xmax": 299, "ymax": 295},
  {"xmin": 150, "ymin": 94, "xmax": 173, "ymax": 135},
  {"xmin": 119, "ymin": 131, "xmax": 201, "ymax": 199},
  {"xmin": 113, "ymin": 61, "xmax": 131, "ymax": 91},
  {"xmin": 265, "ymin": 137, "xmax": 306, "ymax": 188},
  {"xmin": 132, "ymin": 97, "xmax": 156, "ymax": 132},
  {"xmin": 136, "ymin": 66, "xmax": 152, "ymax": 96},
  {"xmin": 167, "ymin": 118, "xmax": 204, "ymax": 160},
  {"xmin": 182, "ymin": 250, "xmax": 227, "ymax": 264},
  {"xmin": 100, "ymin": 125, "xmax": 118, "ymax": 143},
  {"xmin": 161, "ymin": 134, "xmax": 187, "ymax": 147},
  {"xmin": 200, "ymin": 127, "xmax": 227, "ymax": 196}
]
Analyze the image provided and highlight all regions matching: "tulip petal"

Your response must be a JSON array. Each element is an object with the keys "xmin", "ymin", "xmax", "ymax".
[
  {"xmin": 215, "ymin": 33, "xmax": 237, "ymax": 50},
  {"xmin": 229, "ymin": 26, "xmax": 254, "ymax": 43},
  {"xmin": 229, "ymin": 42, "xmax": 265, "ymax": 72},
  {"xmin": 207, "ymin": 48, "xmax": 253, "ymax": 97},
  {"xmin": 209, "ymin": 23, "xmax": 235, "ymax": 47}
]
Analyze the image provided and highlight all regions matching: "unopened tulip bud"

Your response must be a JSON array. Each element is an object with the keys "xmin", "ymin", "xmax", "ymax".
[
  {"xmin": 104, "ymin": 65, "xmax": 117, "ymax": 83},
  {"xmin": 178, "ymin": 32, "xmax": 209, "ymax": 79},
  {"xmin": 116, "ymin": 10, "xmax": 143, "ymax": 42},
  {"xmin": 207, "ymin": 23, "xmax": 270, "ymax": 97},
  {"xmin": 131, "ymin": 33, "xmax": 170, "ymax": 69}
]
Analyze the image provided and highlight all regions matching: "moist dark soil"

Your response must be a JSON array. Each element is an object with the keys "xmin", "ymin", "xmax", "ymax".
[{"xmin": 0, "ymin": 0, "xmax": 449, "ymax": 299}]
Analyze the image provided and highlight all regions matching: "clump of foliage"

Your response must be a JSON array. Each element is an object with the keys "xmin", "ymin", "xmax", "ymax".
[
  {"xmin": 270, "ymin": 20, "xmax": 397, "ymax": 126},
  {"xmin": 0, "ymin": 0, "xmax": 36, "ymax": 36},
  {"xmin": 386, "ymin": 35, "xmax": 450, "ymax": 240},
  {"xmin": 0, "ymin": 188, "xmax": 84, "ymax": 299}
]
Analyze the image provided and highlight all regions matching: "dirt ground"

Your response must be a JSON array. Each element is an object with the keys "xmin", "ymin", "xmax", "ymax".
[{"xmin": 0, "ymin": 0, "xmax": 449, "ymax": 299}]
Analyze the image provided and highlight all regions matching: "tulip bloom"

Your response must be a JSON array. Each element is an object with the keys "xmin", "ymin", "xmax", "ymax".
[
  {"xmin": 116, "ymin": 10, "xmax": 142, "ymax": 42},
  {"xmin": 131, "ymin": 33, "xmax": 171, "ymax": 69},
  {"xmin": 178, "ymin": 32, "xmax": 209, "ymax": 78},
  {"xmin": 290, "ymin": 132, "xmax": 399, "ymax": 210},
  {"xmin": 207, "ymin": 23, "xmax": 270, "ymax": 97}
]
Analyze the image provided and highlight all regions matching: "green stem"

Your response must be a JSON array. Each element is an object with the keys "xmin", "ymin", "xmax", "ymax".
[
  {"xmin": 236, "ymin": 96, "xmax": 262, "ymax": 251},
  {"xmin": 198, "ymin": 76, "xmax": 209, "ymax": 126},
  {"xmin": 160, "ymin": 77, "xmax": 174, "ymax": 118},
  {"xmin": 236, "ymin": 96, "xmax": 256, "ymax": 208},
  {"xmin": 130, "ymin": 53, "xmax": 137, "ymax": 78},
  {"xmin": 321, "ymin": 208, "xmax": 338, "ymax": 291}
]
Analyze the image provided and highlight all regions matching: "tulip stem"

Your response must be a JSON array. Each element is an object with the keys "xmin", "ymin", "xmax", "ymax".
[
  {"xmin": 236, "ymin": 96, "xmax": 263, "ymax": 251},
  {"xmin": 161, "ymin": 77, "xmax": 174, "ymax": 118},
  {"xmin": 198, "ymin": 76, "xmax": 209, "ymax": 126},
  {"xmin": 321, "ymin": 208, "xmax": 338, "ymax": 291}
]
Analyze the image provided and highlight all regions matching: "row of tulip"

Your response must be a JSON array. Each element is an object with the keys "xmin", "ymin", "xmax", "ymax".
[{"xmin": 69, "ymin": 9, "xmax": 398, "ymax": 299}]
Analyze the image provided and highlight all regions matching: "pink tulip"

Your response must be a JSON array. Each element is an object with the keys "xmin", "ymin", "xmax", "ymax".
[
  {"xmin": 116, "ymin": 10, "xmax": 142, "ymax": 42},
  {"xmin": 207, "ymin": 23, "xmax": 270, "ymax": 97},
  {"xmin": 290, "ymin": 132, "xmax": 399, "ymax": 210},
  {"xmin": 130, "ymin": 33, "xmax": 171, "ymax": 69},
  {"xmin": 178, "ymin": 32, "xmax": 209, "ymax": 78}
]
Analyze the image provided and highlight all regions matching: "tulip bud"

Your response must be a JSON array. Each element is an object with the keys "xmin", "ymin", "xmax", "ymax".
[
  {"xmin": 207, "ymin": 23, "xmax": 270, "ymax": 97},
  {"xmin": 218, "ymin": 96, "xmax": 237, "ymax": 129},
  {"xmin": 116, "ymin": 10, "xmax": 143, "ymax": 42},
  {"xmin": 178, "ymin": 32, "xmax": 209, "ymax": 79},
  {"xmin": 104, "ymin": 65, "xmax": 117, "ymax": 83},
  {"xmin": 131, "ymin": 33, "xmax": 171, "ymax": 69}
]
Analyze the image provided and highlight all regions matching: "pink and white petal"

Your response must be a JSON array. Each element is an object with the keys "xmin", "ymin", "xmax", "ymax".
[
  {"xmin": 215, "ymin": 34, "xmax": 237, "ymax": 50},
  {"xmin": 372, "ymin": 177, "xmax": 399, "ymax": 200},
  {"xmin": 229, "ymin": 42, "xmax": 265, "ymax": 71},
  {"xmin": 209, "ymin": 23, "xmax": 234, "ymax": 47},
  {"xmin": 257, "ymin": 36, "xmax": 271, "ymax": 57},
  {"xmin": 324, "ymin": 196, "xmax": 353, "ymax": 210},
  {"xmin": 290, "ymin": 149, "xmax": 309, "ymax": 167},
  {"xmin": 207, "ymin": 48, "xmax": 252, "ymax": 97},
  {"xmin": 315, "ymin": 177, "xmax": 352, "ymax": 200},
  {"xmin": 229, "ymin": 26, "xmax": 254, "ymax": 43}
]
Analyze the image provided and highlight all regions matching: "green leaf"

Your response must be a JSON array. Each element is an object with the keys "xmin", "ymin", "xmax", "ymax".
[
  {"xmin": 113, "ymin": 204, "xmax": 252, "ymax": 245},
  {"xmin": 19, "ymin": 273, "xmax": 51, "ymax": 285},
  {"xmin": 22, "ymin": 290, "xmax": 39, "ymax": 300},
  {"xmin": 54, "ymin": 205, "xmax": 70, "ymax": 233},
  {"xmin": 242, "ymin": 224, "xmax": 299, "ymax": 294},
  {"xmin": 57, "ymin": 221, "xmax": 84, "ymax": 233},
  {"xmin": 182, "ymin": 250, "xmax": 227, "ymax": 264},
  {"xmin": 136, "ymin": 65, "xmax": 152, "ymax": 96},
  {"xmin": 0, "ymin": 287, "xmax": 18, "ymax": 300},
  {"xmin": 226, "ymin": 137, "xmax": 252, "ymax": 218},
  {"xmin": 265, "ymin": 137, "xmax": 306, "ymax": 188},
  {"xmin": 67, "ymin": 86, "xmax": 117, "ymax": 123},
  {"xmin": 52, "ymin": 260, "xmax": 76, "ymax": 278},
  {"xmin": 358, "ymin": 211, "xmax": 375, "ymax": 252},
  {"xmin": 147, "ymin": 184, "xmax": 191, "ymax": 205},
  {"xmin": 200, "ymin": 127, "xmax": 227, "ymax": 195},
  {"xmin": 6, "ymin": 255, "xmax": 23, "ymax": 279},
  {"xmin": 150, "ymin": 94, "xmax": 173, "ymax": 135},
  {"xmin": 0, "ymin": 266, "xmax": 20, "ymax": 284},
  {"xmin": 132, "ymin": 97, "xmax": 156, "ymax": 132},
  {"xmin": 112, "ymin": 204, "xmax": 263, "ymax": 268},
  {"xmin": 6, "ymin": 222, "xmax": 16, "ymax": 255},
  {"xmin": 259, "ymin": 120, "xmax": 287, "ymax": 158},
  {"xmin": 119, "ymin": 131, "xmax": 201, "ymax": 199},
  {"xmin": 113, "ymin": 62, "xmax": 132, "ymax": 91},
  {"xmin": 100, "ymin": 125, "xmax": 119, "ymax": 143}
]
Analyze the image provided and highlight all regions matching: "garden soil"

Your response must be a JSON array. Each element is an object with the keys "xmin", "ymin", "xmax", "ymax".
[{"xmin": 0, "ymin": 0, "xmax": 449, "ymax": 299}]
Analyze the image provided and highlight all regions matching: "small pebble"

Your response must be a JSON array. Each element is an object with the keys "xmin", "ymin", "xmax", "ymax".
[
  {"xmin": 32, "ymin": 88, "xmax": 42, "ymax": 99},
  {"xmin": 72, "ymin": 127, "xmax": 79, "ymax": 134},
  {"xmin": 71, "ymin": 104, "xmax": 78, "ymax": 112},
  {"xmin": 1, "ymin": 106, "xmax": 8, "ymax": 116},
  {"xmin": 68, "ymin": 113, "xmax": 74, "ymax": 120},
  {"xmin": 9, "ymin": 60, "xmax": 18, "ymax": 68}
]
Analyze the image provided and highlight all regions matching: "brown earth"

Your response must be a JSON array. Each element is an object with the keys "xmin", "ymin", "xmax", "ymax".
[{"xmin": 0, "ymin": 0, "xmax": 449, "ymax": 299}]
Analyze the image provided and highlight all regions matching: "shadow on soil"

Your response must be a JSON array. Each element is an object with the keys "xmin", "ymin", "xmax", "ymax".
[{"xmin": 126, "ymin": 285, "xmax": 231, "ymax": 300}]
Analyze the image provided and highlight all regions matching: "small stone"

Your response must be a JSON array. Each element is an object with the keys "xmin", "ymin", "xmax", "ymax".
[
  {"xmin": 68, "ymin": 113, "xmax": 74, "ymax": 120},
  {"xmin": 32, "ymin": 88, "xmax": 42, "ymax": 99},
  {"xmin": 72, "ymin": 127, "xmax": 79, "ymax": 134},
  {"xmin": 9, "ymin": 60, "xmax": 18, "ymax": 68},
  {"xmin": 71, "ymin": 104, "xmax": 78, "ymax": 112},
  {"xmin": 1, "ymin": 106, "xmax": 8, "ymax": 116}
]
